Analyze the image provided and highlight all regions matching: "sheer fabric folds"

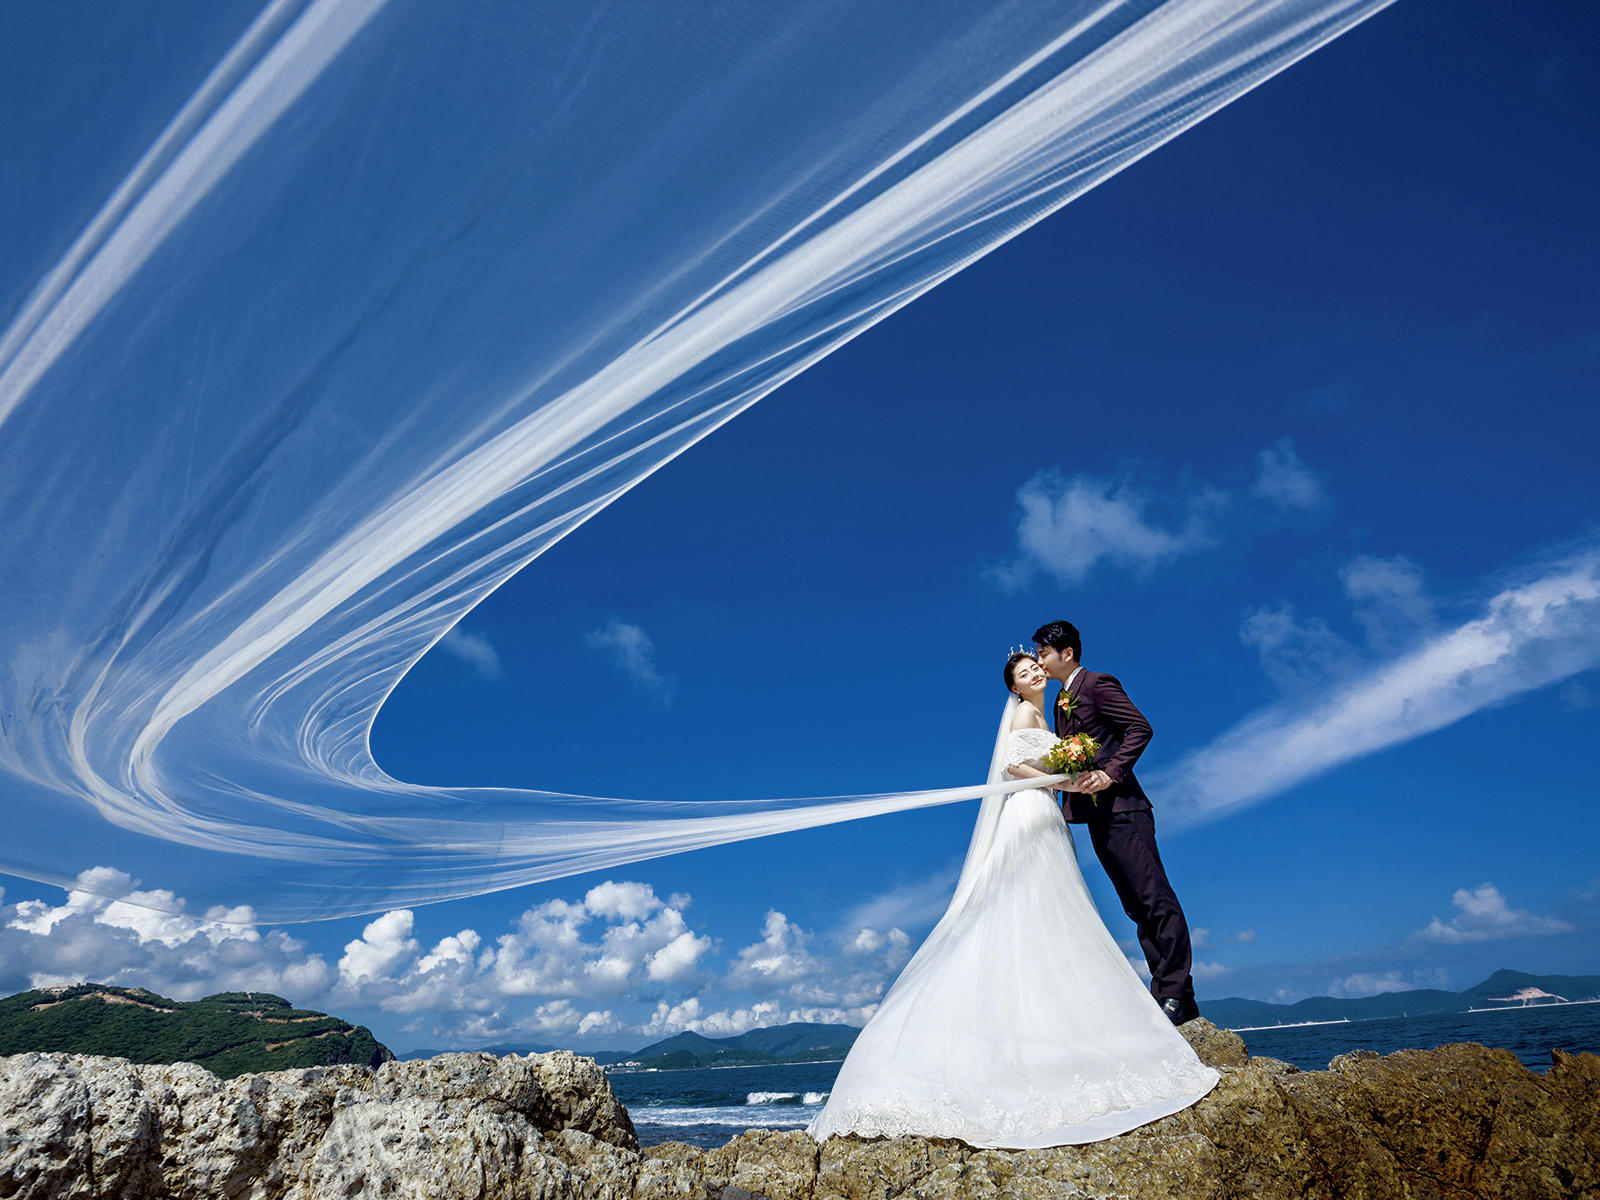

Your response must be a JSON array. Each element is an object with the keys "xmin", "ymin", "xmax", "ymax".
[
  {"xmin": 808, "ymin": 725, "xmax": 1218, "ymax": 1147},
  {"xmin": 0, "ymin": 0, "xmax": 1391, "ymax": 919}
]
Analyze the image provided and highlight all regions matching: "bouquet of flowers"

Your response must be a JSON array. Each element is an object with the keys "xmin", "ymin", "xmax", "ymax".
[{"xmin": 1040, "ymin": 732, "xmax": 1102, "ymax": 799}]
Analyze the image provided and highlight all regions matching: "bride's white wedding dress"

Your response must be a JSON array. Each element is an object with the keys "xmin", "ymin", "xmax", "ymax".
[{"xmin": 807, "ymin": 718, "xmax": 1218, "ymax": 1148}]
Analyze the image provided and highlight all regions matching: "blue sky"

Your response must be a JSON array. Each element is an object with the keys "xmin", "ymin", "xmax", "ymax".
[{"xmin": 3, "ymin": 2, "xmax": 1598, "ymax": 1051}]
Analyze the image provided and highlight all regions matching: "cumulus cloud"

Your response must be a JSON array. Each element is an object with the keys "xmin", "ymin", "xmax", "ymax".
[
  {"xmin": 437, "ymin": 627, "xmax": 503, "ymax": 680},
  {"xmin": 490, "ymin": 882, "xmax": 710, "ymax": 1000},
  {"xmin": 0, "ymin": 873, "xmax": 919, "ymax": 1048},
  {"xmin": 727, "ymin": 909, "xmax": 913, "ymax": 1011},
  {"xmin": 338, "ymin": 910, "xmax": 421, "ymax": 986},
  {"xmin": 1418, "ymin": 883, "xmax": 1575, "ymax": 945},
  {"xmin": 1157, "ymin": 544, "xmax": 1600, "ymax": 828},
  {"xmin": 1, "ymin": 867, "xmax": 332, "ymax": 1001},
  {"xmin": 584, "ymin": 619, "xmax": 673, "ymax": 701},
  {"xmin": 994, "ymin": 471, "xmax": 1219, "ymax": 588},
  {"xmin": 727, "ymin": 910, "xmax": 821, "ymax": 988},
  {"xmin": 1252, "ymin": 438, "xmax": 1326, "ymax": 510}
]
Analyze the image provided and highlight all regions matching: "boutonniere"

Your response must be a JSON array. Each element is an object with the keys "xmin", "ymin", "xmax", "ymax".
[{"xmin": 1056, "ymin": 689, "xmax": 1078, "ymax": 720}]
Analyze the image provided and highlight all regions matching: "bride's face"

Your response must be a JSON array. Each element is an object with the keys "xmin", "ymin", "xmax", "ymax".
[{"xmin": 1010, "ymin": 656, "xmax": 1048, "ymax": 698}]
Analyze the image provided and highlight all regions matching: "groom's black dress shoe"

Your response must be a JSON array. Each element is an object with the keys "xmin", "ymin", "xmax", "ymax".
[{"xmin": 1161, "ymin": 997, "xmax": 1200, "ymax": 1026}]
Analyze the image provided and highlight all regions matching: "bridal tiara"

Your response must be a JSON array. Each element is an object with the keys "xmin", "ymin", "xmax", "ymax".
[{"xmin": 1006, "ymin": 643, "xmax": 1036, "ymax": 659}]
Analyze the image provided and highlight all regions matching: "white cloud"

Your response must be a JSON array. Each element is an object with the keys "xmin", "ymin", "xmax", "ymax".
[
  {"xmin": 1418, "ymin": 883, "xmax": 1575, "ymax": 945},
  {"xmin": 584, "ymin": 619, "xmax": 673, "ymax": 701},
  {"xmin": 727, "ymin": 909, "xmax": 913, "ymax": 1011},
  {"xmin": 1157, "ymin": 544, "xmax": 1600, "ymax": 828},
  {"xmin": 727, "ymin": 910, "xmax": 818, "ymax": 987},
  {"xmin": 994, "ymin": 471, "xmax": 1219, "ymax": 588},
  {"xmin": 638, "ymin": 996, "xmax": 881, "ymax": 1040},
  {"xmin": 647, "ymin": 931, "xmax": 712, "ymax": 983},
  {"xmin": 415, "ymin": 929, "xmax": 481, "ymax": 974},
  {"xmin": 837, "ymin": 868, "xmax": 958, "ymax": 941},
  {"xmin": 1191, "ymin": 960, "xmax": 1229, "ymax": 980},
  {"xmin": 490, "ymin": 883, "xmax": 709, "ymax": 1001},
  {"xmin": 1326, "ymin": 971, "xmax": 1426, "ymax": 999},
  {"xmin": 1252, "ymin": 438, "xmax": 1326, "ymax": 510},
  {"xmin": 995, "ymin": 442, "xmax": 1331, "ymax": 589},
  {"xmin": 1340, "ymin": 555, "xmax": 1433, "ymax": 648},
  {"xmin": 1190, "ymin": 927, "xmax": 1212, "ymax": 950},
  {"xmin": 1, "ymin": 867, "xmax": 333, "ymax": 1002},
  {"xmin": 1233, "ymin": 929, "xmax": 1256, "ymax": 945},
  {"xmin": 1238, "ymin": 603, "xmax": 1350, "ymax": 693},
  {"xmin": 585, "ymin": 880, "xmax": 662, "ymax": 922},
  {"xmin": 437, "ymin": 627, "xmax": 502, "ymax": 680},
  {"xmin": 338, "ymin": 910, "xmax": 421, "ymax": 986}
]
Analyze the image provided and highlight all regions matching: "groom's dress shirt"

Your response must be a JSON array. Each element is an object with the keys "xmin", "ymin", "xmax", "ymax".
[{"xmin": 1055, "ymin": 668, "xmax": 1154, "ymax": 823}]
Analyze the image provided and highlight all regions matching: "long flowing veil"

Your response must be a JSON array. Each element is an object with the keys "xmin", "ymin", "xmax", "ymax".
[
  {"xmin": 0, "ymin": 0, "xmax": 1397, "ymax": 920},
  {"xmin": 952, "ymin": 697, "xmax": 1026, "ymax": 902}
]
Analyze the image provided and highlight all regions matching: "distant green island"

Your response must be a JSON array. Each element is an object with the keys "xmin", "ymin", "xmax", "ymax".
[
  {"xmin": 0, "ymin": 985, "xmax": 392, "ymax": 1078},
  {"xmin": 402, "ymin": 1021, "xmax": 862, "ymax": 1070},
  {"xmin": 624, "ymin": 1022, "xmax": 862, "ymax": 1069},
  {"xmin": 1204, "ymin": 969, "xmax": 1600, "ymax": 1029}
]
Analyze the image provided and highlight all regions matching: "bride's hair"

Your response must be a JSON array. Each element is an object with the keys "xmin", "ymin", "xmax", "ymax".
[
  {"xmin": 1003, "ymin": 651, "xmax": 1036, "ymax": 693},
  {"xmin": 1031, "ymin": 620, "xmax": 1082, "ymax": 660}
]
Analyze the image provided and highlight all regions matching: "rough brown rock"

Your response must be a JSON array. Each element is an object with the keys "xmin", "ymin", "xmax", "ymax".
[
  {"xmin": 0, "ymin": 1049, "xmax": 634, "ymax": 1200},
  {"xmin": 3, "ymin": 1042, "xmax": 1597, "ymax": 1199},
  {"xmin": 1179, "ymin": 1018, "xmax": 1250, "ymax": 1070}
]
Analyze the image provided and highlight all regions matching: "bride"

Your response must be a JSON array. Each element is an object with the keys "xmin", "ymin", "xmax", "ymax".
[{"xmin": 807, "ymin": 652, "xmax": 1218, "ymax": 1148}]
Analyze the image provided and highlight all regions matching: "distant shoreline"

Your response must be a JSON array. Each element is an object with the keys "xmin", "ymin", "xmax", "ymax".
[{"xmin": 609, "ymin": 1057, "xmax": 845, "ymax": 1074}]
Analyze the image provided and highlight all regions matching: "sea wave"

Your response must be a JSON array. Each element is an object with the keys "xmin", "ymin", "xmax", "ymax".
[
  {"xmin": 742, "ymin": 1090, "xmax": 831, "ymax": 1106},
  {"xmin": 632, "ymin": 1102, "xmax": 821, "ymax": 1129},
  {"xmin": 746, "ymin": 1091, "xmax": 797, "ymax": 1105}
]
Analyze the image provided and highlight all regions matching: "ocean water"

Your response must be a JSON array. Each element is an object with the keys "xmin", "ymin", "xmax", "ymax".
[
  {"xmin": 1232, "ymin": 1000, "xmax": 1600, "ymax": 1074},
  {"xmin": 607, "ymin": 1059, "xmax": 841, "ymax": 1148},
  {"xmin": 608, "ymin": 1003, "xmax": 1600, "ymax": 1148}
]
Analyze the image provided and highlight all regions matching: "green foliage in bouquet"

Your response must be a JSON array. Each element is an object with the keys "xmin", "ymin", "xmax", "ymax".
[{"xmin": 1040, "ymin": 732, "xmax": 1101, "ymax": 778}]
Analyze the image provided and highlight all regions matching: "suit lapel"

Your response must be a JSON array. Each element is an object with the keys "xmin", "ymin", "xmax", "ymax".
[
  {"xmin": 1062, "ymin": 668, "xmax": 1088, "ymax": 732},
  {"xmin": 1057, "ymin": 669, "xmax": 1087, "ymax": 733}
]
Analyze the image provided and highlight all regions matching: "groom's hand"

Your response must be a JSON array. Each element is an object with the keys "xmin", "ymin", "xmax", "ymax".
[{"xmin": 1074, "ymin": 770, "xmax": 1113, "ymax": 793}]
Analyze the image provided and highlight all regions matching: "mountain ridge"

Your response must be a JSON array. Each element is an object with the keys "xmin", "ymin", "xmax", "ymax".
[{"xmin": 0, "ymin": 984, "xmax": 393, "ymax": 1078}]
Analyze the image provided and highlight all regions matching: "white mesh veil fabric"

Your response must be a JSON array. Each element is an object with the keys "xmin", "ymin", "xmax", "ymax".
[
  {"xmin": 0, "ymin": 0, "xmax": 1393, "ymax": 921},
  {"xmin": 952, "ymin": 698, "xmax": 1029, "ymax": 903}
]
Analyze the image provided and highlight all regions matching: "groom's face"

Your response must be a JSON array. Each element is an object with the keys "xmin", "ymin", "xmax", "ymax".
[{"xmin": 1035, "ymin": 644, "xmax": 1075, "ymax": 679}]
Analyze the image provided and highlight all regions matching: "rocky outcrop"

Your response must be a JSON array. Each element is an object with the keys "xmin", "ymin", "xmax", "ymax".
[
  {"xmin": 0, "ymin": 1049, "xmax": 634, "ymax": 1200},
  {"xmin": 3, "ymin": 1028, "xmax": 1598, "ymax": 1199}
]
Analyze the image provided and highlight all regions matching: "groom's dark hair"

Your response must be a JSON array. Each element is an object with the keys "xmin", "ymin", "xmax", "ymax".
[{"xmin": 1032, "ymin": 621, "xmax": 1082, "ymax": 661}]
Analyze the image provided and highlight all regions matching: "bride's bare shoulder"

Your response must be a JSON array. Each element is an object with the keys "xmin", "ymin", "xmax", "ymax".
[{"xmin": 1006, "ymin": 708, "xmax": 1051, "ymax": 735}]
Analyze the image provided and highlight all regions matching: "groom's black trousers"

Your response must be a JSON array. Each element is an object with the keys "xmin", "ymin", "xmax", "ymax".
[{"xmin": 1084, "ymin": 809, "xmax": 1195, "ymax": 1007}]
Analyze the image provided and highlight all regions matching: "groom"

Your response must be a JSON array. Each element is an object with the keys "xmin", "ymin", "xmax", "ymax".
[{"xmin": 1032, "ymin": 621, "xmax": 1200, "ymax": 1025}]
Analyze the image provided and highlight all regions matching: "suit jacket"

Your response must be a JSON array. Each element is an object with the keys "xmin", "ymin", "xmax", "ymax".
[{"xmin": 1053, "ymin": 668, "xmax": 1154, "ymax": 823}]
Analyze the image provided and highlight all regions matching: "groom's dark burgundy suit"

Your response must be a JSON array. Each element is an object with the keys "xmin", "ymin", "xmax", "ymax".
[{"xmin": 1055, "ymin": 668, "xmax": 1196, "ymax": 1015}]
